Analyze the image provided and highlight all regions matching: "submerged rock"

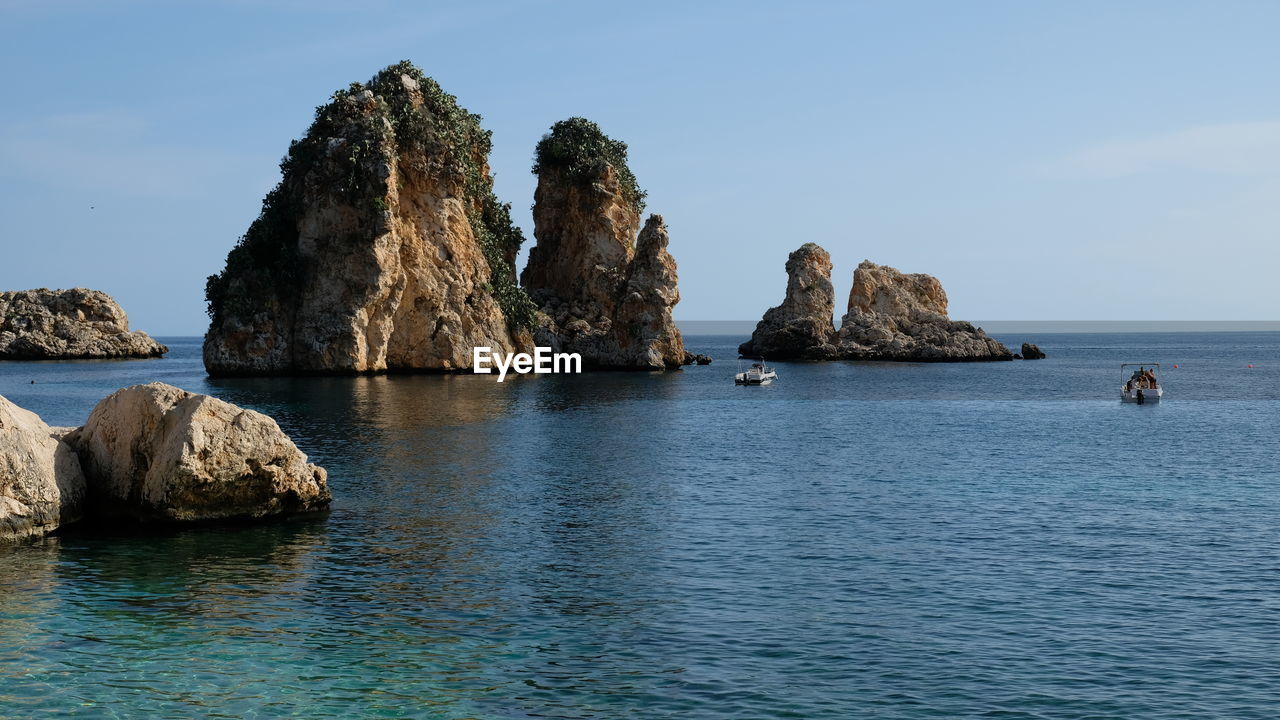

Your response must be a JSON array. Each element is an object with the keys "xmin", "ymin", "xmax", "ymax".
[
  {"xmin": 67, "ymin": 383, "xmax": 330, "ymax": 523},
  {"xmin": 0, "ymin": 289, "xmax": 166, "ymax": 360},
  {"xmin": 522, "ymin": 118, "xmax": 688, "ymax": 369},
  {"xmin": 738, "ymin": 243, "xmax": 840, "ymax": 360},
  {"xmin": 1021, "ymin": 343, "xmax": 1046, "ymax": 359},
  {"xmin": 0, "ymin": 395, "xmax": 85, "ymax": 541},
  {"xmin": 742, "ymin": 247, "xmax": 1012, "ymax": 362},
  {"xmin": 204, "ymin": 61, "xmax": 535, "ymax": 376}
]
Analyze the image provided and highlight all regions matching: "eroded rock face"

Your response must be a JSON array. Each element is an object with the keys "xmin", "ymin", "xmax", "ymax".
[
  {"xmin": 738, "ymin": 243, "xmax": 839, "ymax": 360},
  {"xmin": 523, "ymin": 119, "xmax": 688, "ymax": 369},
  {"xmin": 523, "ymin": 163, "xmax": 640, "ymax": 314},
  {"xmin": 66, "ymin": 383, "xmax": 330, "ymax": 522},
  {"xmin": 0, "ymin": 395, "xmax": 85, "ymax": 542},
  {"xmin": 836, "ymin": 261, "xmax": 1012, "ymax": 361},
  {"xmin": 741, "ymin": 249, "xmax": 1012, "ymax": 362},
  {"xmin": 0, "ymin": 289, "xmax": 166, "ymax": 360},
  {"xmin": 204, "ymin": 62, "xmax": 534, "ymax": 376}
]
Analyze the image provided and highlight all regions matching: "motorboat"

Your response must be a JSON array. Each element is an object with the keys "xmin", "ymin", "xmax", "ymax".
[
  {"xmin": 735, "ymin": 360, "xmax": 777, "ymax": 385},
  {"xmin": 1120, "ymin": 362, "xmax": 1163, "ymax": 403}
]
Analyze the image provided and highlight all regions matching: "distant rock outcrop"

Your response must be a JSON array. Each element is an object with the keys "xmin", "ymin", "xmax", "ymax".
[
  {"xmin": 203, "ymin": 61, "xmax": 535, "ymax": 376},
  {"xmin": 67, "ymin": 383, "xmax": 330, "ymax": 523},
  {"xmin": 741, "ymin": 247, "xmax": 1012, "ymax": 362},
  {"xmin": 1021, "ymin": 343, "xmax": 1046, "ymax": 360},
  {"xmin": 522, "ymin": 118, "xmax": 689, "ymax": 369},
  {"xmin": 737, "ymin": 243, "xmax": 840, "ymax": 360},
  {"xmin": 0, "ymin": 395, "xmax": 85, "ymax": 542},
  {"xmin": 835, "ymin": 261, "xmax": 1012, "ymax": 361},
  {"xmin": 0, "ymin": 289, "xmax": 166, "ymax": 360}
]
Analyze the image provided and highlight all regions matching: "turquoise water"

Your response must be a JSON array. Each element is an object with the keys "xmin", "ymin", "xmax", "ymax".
[{"xmin": 2, "ymin": 333, "xmax": 1279, "ymax": 718}]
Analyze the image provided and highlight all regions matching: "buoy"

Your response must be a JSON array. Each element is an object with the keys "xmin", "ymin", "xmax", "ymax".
[
  {"xmin": 1173, "ymin": 364, "xmax": 1179, "ymax": 369},
  {"xmin": 1248, "ymin": 364, "xmax": 1253, "ymax": 368}
]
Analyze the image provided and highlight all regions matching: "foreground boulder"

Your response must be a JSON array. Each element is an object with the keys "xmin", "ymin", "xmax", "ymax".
[
  {"xmin": 204, "ymin": 61, "xmax": 535, "ymax": 376},
  {"xmin": 522, "ymin": 118, "xmax": 689, "ymax": 369},
  {"xmin": 0, "ymin": 396, "xmax": 85, "ymax": 541},
  {"xmin": 0, "ymin": 289, "xmax": 166, "ymax": 360},
  {"xmin": 738, "ymin": 243, "xmax": 840, "ymax": 360},
  {"xmin": 67, "ymin": 383, "xmax": 329, "ymax": 522},
  {"xmin": 741, "ymin": 247, "xmax": 1012, "ymax": 362},
  {"xmin": 1021, "ymin": 343, "xmax": 1046, "ymax": 359}
]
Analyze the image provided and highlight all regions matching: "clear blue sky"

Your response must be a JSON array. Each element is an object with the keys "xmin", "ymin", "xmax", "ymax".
[{"xmin": 2, "ymin": 1, "xmax": 1278, "ymax": 334}]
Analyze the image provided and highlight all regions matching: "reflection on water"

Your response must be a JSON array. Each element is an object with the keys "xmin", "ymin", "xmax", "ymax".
[{"xmin": 3, "ymin": 335, "xmax": 1280, "ymax": 717}]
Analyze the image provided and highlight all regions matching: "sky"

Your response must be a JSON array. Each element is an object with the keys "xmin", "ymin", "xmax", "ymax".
[{"xmin": 2, "ymin": 0, "xmax": 1278, "ymax": 335}]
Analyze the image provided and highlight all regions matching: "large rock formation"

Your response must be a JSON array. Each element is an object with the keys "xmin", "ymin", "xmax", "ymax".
[
  {"xmin": 66, "ymin": 383, "xmax": 330, "ymax": 523},
  {"xmin": 737, "ymin": 243, "xmax": 840, "ymax": 360},
  {"xmin": 0, "ymin": 396, "xmax": 85, "ymax": 541},
  {"xmin": 835, "ymin": 261, "xmax": 1012, "ymax": 361},
  {"xmin": 740, "ymin": 248, "xmax": 1012, "ymax": 362},
  {"xmin": 1021, "ymin": 343, "xmax": 1046, "ymax": 360},
  {"xmin": 203, "ymin": 61, "xmax": 536, "ymax": 376},
  {"xmin": 0, "ymin": 289, "xmax": 166, "ymax": 360},
  {"xmin": 521, "ymin": 118, "xmax": 688, "ymax": 369}
]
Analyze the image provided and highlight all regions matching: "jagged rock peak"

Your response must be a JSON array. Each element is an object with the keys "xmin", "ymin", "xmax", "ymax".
[
  {"xmin": 742, "ymin": 253, "xmax": 1012, "ymax": 362},
  {"xmin": 847, "ymin": 260, "xmax": 947, "ymax": 318},
  {"xmin": 523, "ymin": 119, "xmax": 688, "ymax": 369},
  {"xmin": 615, "ymin": 215, "xmax": 687, "ymax": 368},
  {"xmin": 203, "ymin": 61, "xmax": 536, "ymax": 376},
  {"xmin": 738, "ymin": 243, "xmax": 839, "ymax": 360},
  {"xmin": 836, "ymin": 261, "xmax": 1012, "ymax": 361},
  {"xmin": 0, "ymin": 288, "xmax": 166, "ymax": 360}
]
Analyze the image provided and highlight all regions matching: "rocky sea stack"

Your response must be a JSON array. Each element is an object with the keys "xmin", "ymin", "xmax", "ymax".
[
  {"xmin": 523, "ymin": 118, "xmax": 688, "ymax": 369},
  {"xmin": 204, "ymin": 65, "xmax": 695, "ymax": 375},
  {"xmin": 741, "ymin": 247, "xmax": 1012, "ymax": 362},
  {"xmin": 0, "ymin": 289, "xmax": 166, "ymax": 360},
  {"xmin": 735, "ymin": 243, "xmax": 839, "ymax": 360},
  {"xmin": 204, "ymin": 61, "xmax": 536, "ymax": 376}
]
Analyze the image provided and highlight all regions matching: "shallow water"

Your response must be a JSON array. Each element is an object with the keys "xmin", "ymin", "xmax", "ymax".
[{"xmin": 2, "ymin": 333, "xmax": 1279, "ymax": 718}]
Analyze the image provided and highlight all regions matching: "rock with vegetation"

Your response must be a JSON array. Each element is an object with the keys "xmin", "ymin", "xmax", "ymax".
[
  {"xmin": 1021, "ymin": 342, "xmax": 1046, "ymax": 359},
  {"xmin": 0, "ymin": 288, "xmax": 166, "ymax": 360},
  {"xmin": 66, "ymin": 383, "xmax": 329, "ymax": 523},
  {"xmin": 521, "ymin": 118, "xmax": 689, "ymax": 369},
  {"xmin": 0, "ymin": 395, "xmax": 85, "ymax": 542},
  {"xmin": 738, "ymin": 243, "xmax": 840, "ymax": 360},
  {"xmin": 204, "ymin": 61, "xmax": 535, "ymax": 376},
  {"xmin": 742, "ymin": 247, "xmax": 1012, "ymax": 362}
]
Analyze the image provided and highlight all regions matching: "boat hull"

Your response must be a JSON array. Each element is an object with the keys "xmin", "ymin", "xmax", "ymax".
[{"xmin": 1120, "ymin": 387, "xmax": 1163, "ymax": 403}]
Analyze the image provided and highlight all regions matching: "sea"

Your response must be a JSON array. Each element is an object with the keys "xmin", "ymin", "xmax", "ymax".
[{"xmin": 1, "ymin": 331, "xmax": 1278, "ymax": 719}]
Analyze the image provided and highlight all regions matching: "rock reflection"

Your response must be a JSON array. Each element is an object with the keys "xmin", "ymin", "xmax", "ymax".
[
  {"xmin": 49, "ymin": 520, "xmax": 331, "ymax": 632},
  {"xmin": 509, "ymin": 368, "xmax": 683, "ymax": 414}
]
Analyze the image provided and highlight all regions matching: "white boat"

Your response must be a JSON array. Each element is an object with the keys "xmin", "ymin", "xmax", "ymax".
[
  {"xmin": 735, "ymin": 360, "xmax": 777, "ymax": 385},
  {"xmin": 1120, "ymin": 362, "xmax": 1163, "ymax": 403}
]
